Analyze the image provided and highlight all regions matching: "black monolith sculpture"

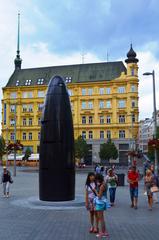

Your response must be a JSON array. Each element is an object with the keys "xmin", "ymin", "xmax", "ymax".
[{"xmin": 39, "ymin": 76, "xmax": 75, "ymax": 201}]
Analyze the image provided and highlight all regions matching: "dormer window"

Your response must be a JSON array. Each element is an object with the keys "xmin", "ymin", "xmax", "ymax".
[
  {"xmin": 25, "ymin": 79, "xmax": 32, "ymax": 86},
  {"xmin": 16, "ymin": 80, "xmax": 19, "ymax": 86},
  {"xmin": 65, "ymin": 77, "xmax": 72, "ymax": 83},
  {"xmin": 37, "ymin": 78, "xmax": 44, "ymax": 85}
]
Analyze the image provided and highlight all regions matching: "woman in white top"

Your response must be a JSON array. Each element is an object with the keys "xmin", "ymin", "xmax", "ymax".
[{"xmin": 85, "ymin": 172, "xmax": 98, "ymax": 233}]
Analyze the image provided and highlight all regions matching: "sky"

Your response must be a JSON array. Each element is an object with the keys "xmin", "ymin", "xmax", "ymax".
[{"xmin": 0, "ymin": 0, "xmax": 159, "ymax": 121}]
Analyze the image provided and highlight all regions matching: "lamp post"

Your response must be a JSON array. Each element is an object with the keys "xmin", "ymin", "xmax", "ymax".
[
  {"xmin": 13, "ymin": 104, "xmax": 17, "ymax": 177},
  {"xmin": 143, "ymin": 70, "xmax": 158, "ymax": 174}
]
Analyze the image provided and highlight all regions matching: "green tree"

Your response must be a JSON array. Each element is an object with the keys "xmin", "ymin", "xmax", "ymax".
[
  {"xmin": 74, "ymin": 136, "xmax": 89, "ymax": 163},
  {"xmin": 147, "ymin": 126, "xmax": 159, "ymax": 163},
  {"xmin": 0, "ymin": 136, "xmax": 6, "ymax": 161},
  {"xmin": 99, "ymin": 139, "xmax": 118, "ymax": 164},
  {"xmin": 24, "ymin": 147, "xmax": 32, "ymax": 161}
]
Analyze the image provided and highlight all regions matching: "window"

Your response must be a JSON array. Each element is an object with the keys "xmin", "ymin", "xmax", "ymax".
[
  {"xmin": 119, "ymin": 130, "xmax": 125, "ymax": 139},
  {"xmin": 88, "ymin": 101, "xmax": 93, "ymax": 109},
  {"xmin": 88, "ymin": 88, "xmax": 93, "ymax": 95},
  {"xmin": 99, "ymin": 101, "xmax": 104, "ymax": 109},
  {"xmin": 106, "ymin": 115, "xmax": 111, "ymax": 124},
  {"xmin": 131, "ymin": 68, "xmax": 135, "ymax": 76},
  {"xmin": 10, "ymin": 133, "xmax": 15, "ymax": 140},
  {"xmin": 29, "ymin": 118, "xmax": 32, "ymax": 126},
  {"xmin": 28, "ymin": 104, "xmax": 33, "ymax": 112},
  {"xmin": 118, "ymin": 86, "xmax": 125, "ymax": 93},
  {"xmin": 132, "ymin": 114, "xmax": 135, "ymax": 123},
  {"xmin": 118, "ymin": 100, "xmax": 125, "ymax": 108},
  {"xmin": 28, "ymin": 92, "xmax": 33, "ymax": 98},
  {"xmin": 100, "ymin": 131, "xmax": 104, "ymax": 139},
  {"xmin": 82, "ymin": 116, "xmax": 86, "ymax": 124},
  {"xmin": 106, "ymin": 101, "xmax": 111, "ymax": 108},
  {"xmin": 99, "ymin": 88, "xmax": 104, "ymax": 95},
  {"xmin": 82, "ymin": 89, "xmax": 86, "ymax": 96},
  {"xmin": 106, "ymin": 88, "xmax": 111, "ymax": 94},
  {"xmin": 38, "ymin": 132, "xmax": 41, "ymax": 140},
  {"xmin": 38, "ymin": 103, "xmax": 43, "ymax": 112},
  {"xmin": 25, "ymin": 79, "xmax": 32, "ymax": 86},
  {"xmin": 10, "ymin": 92, "xmax": 17, "ymax": 99},
  {"xmin": 16, "ymin": 80, "xmax": 19, "ymax": 86},
  {"xmin": 119, "ymin": 115, "xmax": 125, "ymax": 123},
  {"xmin": 131, "ymin": 85, "xmax": 136, "ymax": 92},
  {"xmin": 23, "ymin": 92, "xmax": 33, "ymax": 98},
  {"xmin": 23, "ymin": 118, "xmax": 27, "ymax": 126},
  {"xmin": 68, "ymin": 89, "xmax": 73, "ymax": 96},
  {"xmin": 23, "ymin": 132, "xmax": 26, "ymax": 140},
  {"xmin": 22, "ymin": 105, "xmax": 27, "ymax": 112},
  {"xmin": 89, "ymin": 131, "xmax": 93, "ymax": 139},
  {"xmin": 82, "ymin": 101, "xmax": 86, "ymax": 109},
  {"xmin": 89, "ymin": 116, "xmax": 93, "ymax": 124},
  {"xmin": 38, "ymin": 91, "xmax": 45, "ymax": 98},
  {"xmin": 38, "ymin": 117, "xmax": 41, "ymax": 126},
  {"xmin": 82, "ymin": 131, "xmax": 86, "ymax": 139},
  {"xmin": 10, "ymin": 105, "xmax": 16, "ymax": 112},
  {"xmin": 65, "ymin": 77, "xmax": 72, "ymax": 83},
  {"xmin": 100, "ymin": 116, "xmax": 104, "ymax": 124},
  {"xmin": 29, "ymin": 132, "xmax": 32, "ymax": 140},
  {"xmin": 132, "ymin": 100, "xmax": 136, "ymax": 108},
  {"xmin": 10, "ymin": 119, "xmax": 15, "ymax": 126},
  {"xmin": 107, "ymin": 130, "xmax": 111, "ymax": 139},
  {"xmin": 37, "ymin": 78, "xmax": 44, "ymax": 85}
]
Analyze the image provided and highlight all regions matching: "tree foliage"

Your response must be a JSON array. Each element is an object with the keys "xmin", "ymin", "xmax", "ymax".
[
  {"xmin": 74, "ymin": 136, "xmax": 89, "ymax": 162},
  {"xmin": 23, "ymin": 147, "xmax": 32, "ymax": 161},
  {"xmin": 99, "ymin": 139, "xmax": 118, "ymax": 163}
]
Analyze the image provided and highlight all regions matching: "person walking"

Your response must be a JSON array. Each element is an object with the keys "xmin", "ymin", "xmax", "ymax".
[
  {"xmin": 144, "ymin": 169, "xmax": 156, "ymax": 210},
  {"xmin": 127, "ymin": 165, "xmax": 139, "ymax": 209},
  {"xmin": 94, "ymin": 174, "xmax": 109, "ymax": 238},
  {"xmin": 85, "ymin": 172, "xmax": 98, "ymax": 234},
  {"xmin": 1, "ymin": 166, "xmax": 13, "ymax": 198},
  {"xmin": 105, "ymin": 168, "xmax": 118, "ymax": 206},
  {"xmin": 150, "ymin": 164, "xmax": 159, "ymax": 203}
]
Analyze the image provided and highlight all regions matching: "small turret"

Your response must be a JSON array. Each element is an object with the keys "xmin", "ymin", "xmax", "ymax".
[{"xmin": 125, "ymin": 44, "xmax": 138, "ymax": 64}]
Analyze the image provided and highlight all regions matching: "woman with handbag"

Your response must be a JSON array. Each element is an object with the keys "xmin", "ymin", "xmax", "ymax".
[
  {"xmin": 85, "ymin": 172, "xmax": 99, "ymax": 234},
  {"xmin": 144, "ymin": 169, "xmax": 155, "ymax": 210},
  {"xmin": 94, "ymin": 173, "xmax": 109, "ymax": 238}
]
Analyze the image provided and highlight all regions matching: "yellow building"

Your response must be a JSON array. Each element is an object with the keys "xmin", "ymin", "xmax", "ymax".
[{"xmin": 1, "ymin": 44, "xmax": 139, "ymax": 165}]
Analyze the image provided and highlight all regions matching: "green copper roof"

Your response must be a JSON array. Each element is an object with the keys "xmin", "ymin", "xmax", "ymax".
[{"xmin": 6, "ymin": 61, "xmax": 126, "ymax": 87}]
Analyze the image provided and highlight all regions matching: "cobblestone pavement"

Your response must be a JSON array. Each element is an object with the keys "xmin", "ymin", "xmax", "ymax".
[{"xmin": 0, "ymin": 166, "xmax": 159, "ymax": 240}]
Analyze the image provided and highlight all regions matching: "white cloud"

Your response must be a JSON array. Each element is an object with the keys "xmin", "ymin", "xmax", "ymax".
[
  {"xmin": 138, "ymin": 50, "xmax": 159, "ymax": 120},
  {"xmin": 22, "ymin": 42, "xmax": 100, "ymax": 68}
]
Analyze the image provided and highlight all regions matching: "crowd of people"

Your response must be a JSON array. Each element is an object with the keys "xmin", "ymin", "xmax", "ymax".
[{"xmin": 85, "ymin": 163, "xmax": 159, "ymax": 238}]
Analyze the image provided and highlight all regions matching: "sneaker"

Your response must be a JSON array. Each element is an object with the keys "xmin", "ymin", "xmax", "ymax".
[
  {"xmin": 134, "ymin": 206, "xmax": 138, "ymax": 210},
  {"xmin": 96, "ymin": 233, "xmax": 102, "ymax": 238},
  {"xmin": 93, "ymin": 228, "xmax": 99, "ymax": 233},
  {"xmin": 96, "ymin": 232, "xmax": 109, "ymax": 238},
  {"xmin": 130, "ymin": 204, "xmax": 134, "ymax": 208},
  {"xmin": 101, "ymin": 232, "xmax": 109, "ymax": 238},
  {"xmin": 89, "ymin": 227, "xmax": 94, "ymax": 233}
]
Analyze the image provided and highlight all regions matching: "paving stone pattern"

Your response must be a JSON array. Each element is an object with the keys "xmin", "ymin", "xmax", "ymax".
[{"xmin": 0, "ymin": 167, "xmax": 158, "ymax": 240}]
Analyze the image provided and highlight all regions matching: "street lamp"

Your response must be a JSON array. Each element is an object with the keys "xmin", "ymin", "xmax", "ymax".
[{"xmin": 143, "ymin": 70, "xmax": 158, "ymax": 174}]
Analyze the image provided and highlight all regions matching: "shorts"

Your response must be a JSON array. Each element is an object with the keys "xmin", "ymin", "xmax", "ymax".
[
  {"xmin": 130, "ymin": 187, "xmax": 138, "ymax": 198},
  {"xmin": 87, "ymin": 198, "xmax": 95, "ymax": 211}
]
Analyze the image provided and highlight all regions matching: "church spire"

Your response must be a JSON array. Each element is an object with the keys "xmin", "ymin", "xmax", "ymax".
[{"xmin": 14, "ymin": 12, "xmax": 22, "ymax": 70}]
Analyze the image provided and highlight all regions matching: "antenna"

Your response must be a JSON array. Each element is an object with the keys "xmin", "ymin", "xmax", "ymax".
[{"xmin": 81, "ymin": 50, "xmax": 86, "ymax": 64}]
